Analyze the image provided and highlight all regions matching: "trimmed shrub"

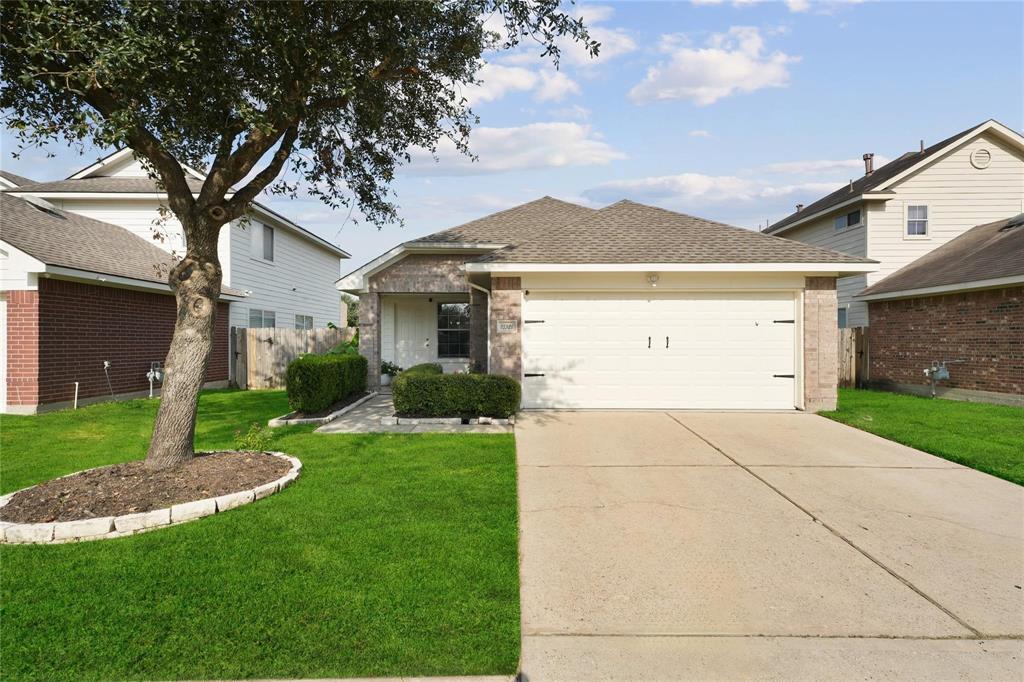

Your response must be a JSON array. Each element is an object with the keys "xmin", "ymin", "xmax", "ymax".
[
  {"xmin": 392, "ymin": 371, "xmax": 520, "ymax": 418},
  {"xmin": 286, "ymin": 353, "xmax": 368, "ymax": 414},
  {"xmin": 403, "ymin": 363, "xmax": 443, "ymax": 376}
]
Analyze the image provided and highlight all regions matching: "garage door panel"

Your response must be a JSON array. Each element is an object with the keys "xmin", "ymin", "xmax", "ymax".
[{"xmin": 522, "ymin": 292, "xmax": 796, "ymax": 410}]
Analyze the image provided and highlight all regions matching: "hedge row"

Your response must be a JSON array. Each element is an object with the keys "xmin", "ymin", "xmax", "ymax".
[
  {"xmin": 392, "ymin": 370, "xmax": 520, "ymax": 418},
  {"xmin": 286, "ymin": 353, "xmax": 368, "ymax": 414}
]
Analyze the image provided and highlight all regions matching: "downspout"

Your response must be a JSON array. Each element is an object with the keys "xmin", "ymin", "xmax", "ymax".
[{"xmin": 467, "ymin": 281, "xmax": 491, "ymax": 373}]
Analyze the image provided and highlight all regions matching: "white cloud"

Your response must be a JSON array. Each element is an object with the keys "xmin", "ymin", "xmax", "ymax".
[
  {"xmin": 468, "ymin": 62, "xmax": 580, "ymax": 105},
  {"xmin": 691, "ymin": 0, "xmax": 860, "ymax": 11},
  {"xmin": 786, "ymin": 0, "xmax": 811, "ymax": 11},
  {"xmin": 630, "ymin": 26, "xmax": 799, "ymax": 105},
  {"xmin": 535, "ymin": 70, "xmax": 581, "ymax": 101},
  {"xmin": 407, "ymin": 122, "xmax": 626, "ymax": 176},
  {"xmin": 760, "ymin": 155, "xmax": 891, "ymax": 175},
  {"xmin": 549, "ymin": 104, "xmax": 592, "ymax": 121},
  {"xmin": 584, "ymin": 172, "xmax": 842, "ymax": 205},
  {"xmin": 689, "ymin": 129, "xmax": 713, "ymax": 138}
]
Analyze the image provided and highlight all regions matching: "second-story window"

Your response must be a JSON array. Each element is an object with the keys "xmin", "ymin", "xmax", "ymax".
[
  {"xmin": 907, "ymin": 205, "xmax": 929, "ymax": 236},
  {"xmin": 250, "ymin": 222, "xmax": 275, "ymax": 262},
  {"xmin": 833, "ymin": 209, "xmax": 862, "ymax": 231}
]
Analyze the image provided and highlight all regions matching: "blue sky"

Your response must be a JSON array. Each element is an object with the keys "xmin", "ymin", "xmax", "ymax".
[{"xmin": 2, "ymin": 0, "xmax": 1022, "ymax": 271}]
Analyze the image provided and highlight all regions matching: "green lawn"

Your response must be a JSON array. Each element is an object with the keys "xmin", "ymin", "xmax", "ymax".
[
  {"xmin": 0, "ymin": 390, "xmax": 520, "ymax": 681},
  {"xmin": 822, "ymin": 388, "xmax": 1024, "ymax": 485}
]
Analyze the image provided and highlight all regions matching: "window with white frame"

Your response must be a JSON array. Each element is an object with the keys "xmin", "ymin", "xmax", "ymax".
[
  {"xmin": 249, "ymin": 308, "xmax": 276, "ymax": 328},
  {"xmin": 249, "ymin": 221, "xmax": 275, "ymax": 261},
  {"xmin": 906, "ymin": 205, "xmax": 928, "ymax": 236},
  {"xmin": 437, "ymin": 303, "xmax": 470, "ymax": 358},
  {"xmin": 833, "ymin": 209, "xmax": 862, "ymax": 231},
  {"xmin": 294, "ymin": 314, "xmax": 313, "ymax": 330},
  {"xmin": 838, "ymin": 307, "xmax": 848, "ymax": 329}
]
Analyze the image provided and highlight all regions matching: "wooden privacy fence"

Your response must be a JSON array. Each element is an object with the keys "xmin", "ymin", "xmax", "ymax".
[
  {"xmin": 232, "ymin": 327, "xmax": 354, "ymax": 390},
  {"xmin": 838, "ymin": 326, "xmax": 868, "ymax": 388}
]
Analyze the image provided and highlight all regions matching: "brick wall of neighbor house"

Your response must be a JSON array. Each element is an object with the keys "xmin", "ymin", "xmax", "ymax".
[
  {"xmin": 5, "ymin": 290, "xmax": 40, "ymax": 407},
  {"xmin": 358, "ymin": 292, "xmax": 381, "ymax": 389},
  {"xmin": 489, "ymin": 277, "xmax": 522, "ymax": 380},
  {"xmin": 868, "ymin": 286, "xmax": 1023, "ymax": 395},
  {"xmin": 803, "ymin": 277, "xmax": 839, "ymax": 412},
  {"xmin": 7, "ymin": 278, "xmax": 229, "ymax": 409}
]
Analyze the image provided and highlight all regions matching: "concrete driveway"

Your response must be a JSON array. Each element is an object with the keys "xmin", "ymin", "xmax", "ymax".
[{"xmin": 516, "ymin": 411, "xmax": 1024, "ymax": 681}]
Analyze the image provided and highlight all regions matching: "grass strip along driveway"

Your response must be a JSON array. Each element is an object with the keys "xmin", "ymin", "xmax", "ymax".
[
  {"xmin": 822, "ymin": 388, "xmax": 1024, "ymax": 485},
  {"xmin": 0, "ymin": 390, "xmax": 520, "ymax": 681}
]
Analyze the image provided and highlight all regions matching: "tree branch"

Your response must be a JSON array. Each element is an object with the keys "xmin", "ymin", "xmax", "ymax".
[{"xmin": 223, "ymin": 125, "xmax": 299, "ymax": 219}]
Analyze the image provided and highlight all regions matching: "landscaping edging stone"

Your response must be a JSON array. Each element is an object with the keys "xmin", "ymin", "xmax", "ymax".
[
  {"xmin": 0, "ymin": 451, "xmax": 301, "ymax": 545},
  {"xmin": 381, "ymin": 415, "xmax": 516, "ymax": 426},
  {"xmin": 268, "ymin": 392, "xmax": 377, "ymax": 428}
]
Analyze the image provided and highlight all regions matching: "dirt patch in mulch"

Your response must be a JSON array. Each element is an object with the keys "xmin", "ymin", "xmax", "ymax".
[
  {"xmin": 0, "ymin": 452, "xmax": 292, "ymax": 524},
  {"xmin": 288, "ymin": 391, "xmax": 369, "ymax": 420}
]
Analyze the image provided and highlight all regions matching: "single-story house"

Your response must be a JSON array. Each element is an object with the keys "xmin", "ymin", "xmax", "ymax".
[
  {"xmin": 0, "ymin": 192, "xmax": 246, "ymax": 413},
  {"xmin": 339, "ymin": 198, "xmax": 877, "ymax": 411},
  {"xmin": 857, "ymin": 213, "xmax": 1023, "ymax": 405}
]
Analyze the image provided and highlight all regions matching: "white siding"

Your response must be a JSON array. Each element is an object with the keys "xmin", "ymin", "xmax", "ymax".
[
  {"xmin": 866, "ymin": 132, "xmax": 1024, "ymax": 286},
  {"xmin": 227, "ymin": 219, "xmax": 342, "ymax": 330},
  {"xmin": 47, "ymin": 198, "xmax": 343, "ymax": 330},
  {"xmin": 53, "ymin": 198, "xmax": 188, "ymax": 256},
  {"xmin": 778, "ymin": 212, "xmax": 868, "ymax": 328}
]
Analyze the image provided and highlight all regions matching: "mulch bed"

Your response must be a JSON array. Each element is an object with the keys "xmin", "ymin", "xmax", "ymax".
[
  {"xmin": 288, "ymin": 391, "xmax": 368, "ymax": 420},
  {"xmin": 0, "ymin": 451, "xmax": 291, "ymax": 524}
]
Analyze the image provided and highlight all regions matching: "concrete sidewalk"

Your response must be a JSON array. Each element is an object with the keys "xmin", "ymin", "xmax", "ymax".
[{"xmin": 516, "ymin": 410, "xmax": 1024, "ymax": 680}]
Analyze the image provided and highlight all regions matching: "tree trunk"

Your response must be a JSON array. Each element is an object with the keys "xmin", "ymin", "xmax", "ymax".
[{"xmin": 145, "ymin": 221, "xmax": 223, "ymax": 469}]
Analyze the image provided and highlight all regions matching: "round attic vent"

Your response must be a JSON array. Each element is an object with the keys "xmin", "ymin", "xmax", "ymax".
[{"xmin": 970, "ymin": 148, "xmax": 992, "ymax": 169}]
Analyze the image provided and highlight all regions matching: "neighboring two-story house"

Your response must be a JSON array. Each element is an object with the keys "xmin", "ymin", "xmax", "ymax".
[
  {"xmin": 765, "ymin": 120, "xmax": 1024, "ymax": 403},
  {"xmin": 1, "ymin": 150, "xmax": 349, "ymax": 413}
]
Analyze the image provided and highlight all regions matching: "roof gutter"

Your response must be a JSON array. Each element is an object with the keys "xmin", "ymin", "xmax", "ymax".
[
  {"xmin": 463, "ymin": 262, "xmax": 878, "ymax": 275},
  {"xmin": 765, "ymin": 192, "xmax": 895, "ymax": 235},
  {"xmin": 855, "ymin": 274, "xmax": 1024, "ymax": 302},
  {"xmin": 41, "ymin": 266, "xmax": 250, "ymax": 301}
]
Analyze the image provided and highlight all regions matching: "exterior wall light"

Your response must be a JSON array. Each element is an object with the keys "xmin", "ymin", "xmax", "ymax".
[{"xmin": 647, "ymin": 273, "xmax": 659, "ymax": 287}]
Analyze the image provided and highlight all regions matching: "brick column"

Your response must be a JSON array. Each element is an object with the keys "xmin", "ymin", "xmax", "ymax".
[
  {"xmin": 489, "ymin": 277, "xmax": 522, "ymax": 379},
  {"xmin": 803, "ymin": 277, "xmax": 838, "ymax": 412},
  {"xmin": 358, "ymin": 292, "xmax": 381, "ymax": 389},
  {"xmin": 6, "ymin": 290, "xmax": 40, "ymax": 409},
  {"xmin": 469, "ymin": 287, "xmax": 489, "ymax": 372}
]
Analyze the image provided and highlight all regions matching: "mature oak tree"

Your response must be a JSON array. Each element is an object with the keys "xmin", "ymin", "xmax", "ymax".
[{"xmin": 1, "ymin": 0, "xmax": 594, "ymax": 468}]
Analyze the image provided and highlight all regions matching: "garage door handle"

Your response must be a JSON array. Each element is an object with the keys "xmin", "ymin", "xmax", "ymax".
[
  {"xmin": 524, "ymin": 373, "xmax": 546, "ymax": 377},
  {"xmin": 648, "ymin": 336, "xmax": 651, "ymax": 349},
  {"xmin": 773, "ymin": 374, "xmax": 795, "ymax": 378},
  {"xmin": 666, "ymin": 336, "xmax": 670, "ymax": 349}
]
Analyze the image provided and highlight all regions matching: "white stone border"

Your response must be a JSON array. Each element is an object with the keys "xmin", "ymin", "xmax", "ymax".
[
  {"xmin": 381, "ymin": 415, "xmax": 515, "ymax": 426},
  {"xmin": 268, "ymin": 392, "xmax": 377, "ymax": 428},
  {"xmin": 0, "ymin": 451, "xmax": 301, "ymax": 545}
]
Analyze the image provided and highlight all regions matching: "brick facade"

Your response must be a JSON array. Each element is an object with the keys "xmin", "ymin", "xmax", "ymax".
[
  {"xmin": 358, "ymin": 292, "xmax": 382, "ymax": 389},
  {"xmin": 803, "ymin": 277, "xmax": 839, "ymax": 412},
  {"xmin": 867, "ymin": 286, "xmax": 1023, "ymax": 395},
  {"xmin": 489, "ymin": 277, "xmax": 522, "ymax": 380},
  {"xmin": 6, "ymin": 278, "xmax": 229, "ymax": 411},
  {"xmin": 368, "ymin": 253, "xmax": 471, "ymax": 294}
]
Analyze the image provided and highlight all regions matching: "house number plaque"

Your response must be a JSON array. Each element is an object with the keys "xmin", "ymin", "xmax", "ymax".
[{"xmin": 496, "ymin": 320, "xmax": 517, "ymax": 333}]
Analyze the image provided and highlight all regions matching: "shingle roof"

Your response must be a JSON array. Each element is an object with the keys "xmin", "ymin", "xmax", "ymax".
[
  {"xmin": 0, "ymin": 170, "xmax": 35, "ymax": 187},
  {"xmin": 475, "ymin": 200, "xmax": 875, "ymax": 264},
  {"xmin": 858, "ymin": 215, "xmax": 1024, "ymax": 297},
  {"xmin": 12, "ymin": 175, "xmax": 206, "ymax": 193},
  {"xmin": 764, "ymin": 121, "xmax": 987, "ymax": 234},
  {"xmin": 408, "ymin": 196, "xmax": 595, "ymax": 245},
  {"xmin": 0, "ymin": 193, "xmax": 245, "ymax": 297}
]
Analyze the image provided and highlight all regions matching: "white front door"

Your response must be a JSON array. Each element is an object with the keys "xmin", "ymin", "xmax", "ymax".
[
  {"xmin": 522, "ymin": 291, "xmax": 797, "ymax": 410},
  {"xmin": 393, "ymin": 298, "xmax": 435, "ymax": 369}
]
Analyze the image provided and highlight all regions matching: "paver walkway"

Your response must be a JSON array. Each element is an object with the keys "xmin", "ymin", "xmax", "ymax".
[
  {"xmin": 316, "ymin": 393, "xmax": 513, "ymax": 434},
  {"xmin": 515, "ymin": 410, "xmax": 1024, "ymax": 681}
]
